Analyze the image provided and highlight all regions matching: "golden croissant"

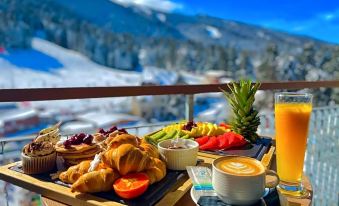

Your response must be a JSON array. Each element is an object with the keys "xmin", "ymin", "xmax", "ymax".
[
  {"xmin": 102, "ymin": 143, "xmax": 152, "ymax": 175},
  {"xmin": 139, "ymin": 139, "xmax": 159, "ymax": 159},
  {"xmin": 105, "ymin": 133, "xmax": 139, "ymax": 149},
  {"xmin": 145, "ymin": 157, "xmax": 167, "ymax": 184},
  {"xmin": 59, "ymin": 160, "xmax": 91, "ymax": 184},
  {"xmin": 71, "ymin": 168, "xmax": 119, "ymax": 193},
  {"xmin": 59, "ymin": 160, "xmax": 108, "ymax": 184}
]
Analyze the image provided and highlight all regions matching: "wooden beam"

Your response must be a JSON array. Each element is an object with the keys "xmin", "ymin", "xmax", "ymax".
[{"xmin": 0, "ymin": 80, "xmax": 338, "ymax": 102}]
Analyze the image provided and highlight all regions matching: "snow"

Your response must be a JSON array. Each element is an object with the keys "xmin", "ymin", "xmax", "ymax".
[
  {"xmin": 0, "ymin": 38, "xmax": 144, "ymax": 117},
  {"xmin": 110, "ymin": 0, "xmax": 182, "ymax": 13},
  {"xmin": 0, "ymin": 38, "xmax": 141, "ymax": 89},
  {"xmin": 0, "ymin": 38, "xmax": 217, "ymax": 125},
  {"xmin": 142, "ymin": 66, "xmax": 178, "ymax": 85},
  {"xmin": 206, "ymin": 25, "xmax": 222, "ymax": 39},
  {"xmin": 157, "ymin": 13, "xmax": 166, "ymax": 22}
]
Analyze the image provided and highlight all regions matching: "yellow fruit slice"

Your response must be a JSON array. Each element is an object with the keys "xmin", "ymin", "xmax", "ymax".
[{"xmin": 207, "ymin": 123, "xmax": 215, "ymax": 136}]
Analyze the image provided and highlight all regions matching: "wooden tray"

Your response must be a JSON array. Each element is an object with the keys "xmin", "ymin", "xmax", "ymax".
[
  {"xmin": 9, "ymin": 163, "xmax": 188, "ymax": 206},
  {"xmin": 0, "ymin": 162, "xmax": 192, "ymax": 206}
]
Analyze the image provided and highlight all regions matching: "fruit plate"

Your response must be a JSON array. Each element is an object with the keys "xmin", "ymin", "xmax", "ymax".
[
  {"xmin": 198, "ymin": 137, "xmax": 272, "ymax": 160},
  {"xmin": 9, "ymin": 163, "xmax": 188, "ymax": 206}
]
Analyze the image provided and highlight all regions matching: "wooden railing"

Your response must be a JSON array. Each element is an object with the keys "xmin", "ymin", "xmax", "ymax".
[
  {"xmin": 0, "ymin": 80, "xmax": 339, "ymax": 205},
  {"xmin": 0, "ymin": 80, "xmax": 338, "ymax": 102}
]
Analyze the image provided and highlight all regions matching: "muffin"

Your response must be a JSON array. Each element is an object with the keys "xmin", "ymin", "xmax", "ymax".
[{"xmin": 21, "ymin": 141, "xmax": 56, "ymax": 174}]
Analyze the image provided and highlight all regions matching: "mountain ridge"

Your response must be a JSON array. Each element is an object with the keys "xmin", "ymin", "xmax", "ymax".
[{"xmin": 52, "ymin": 0, "xmax": 336, "ymax": 52}]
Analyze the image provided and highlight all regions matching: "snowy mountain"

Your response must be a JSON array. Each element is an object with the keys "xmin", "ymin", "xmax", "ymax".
[
  {"xmin": 51, "ymin": 0, "xmax": 334, "ymax": 52},
  {"xmin": 2, "ymin": 0, "xmax": 338, "ymax": 81}
]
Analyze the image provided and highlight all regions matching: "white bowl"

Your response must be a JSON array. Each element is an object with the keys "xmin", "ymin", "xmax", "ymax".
[{"xmin": 158, "ymin": 139, "xmax": 199, "ymax": 170}]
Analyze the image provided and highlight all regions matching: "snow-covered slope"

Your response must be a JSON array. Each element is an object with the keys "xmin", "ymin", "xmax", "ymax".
[
  {"xmin": 0, "ymin": 38, "xmax": 141, "ymax": 89},
  {"xmin": 0, "ymin": 38, "xmax": 209, "ymax": 119},
  {"xmin": 0, "ymin": 38, "xmax": 146, "ymax": 116}
]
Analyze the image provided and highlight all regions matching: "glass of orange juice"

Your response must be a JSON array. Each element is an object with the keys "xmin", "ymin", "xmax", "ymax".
[{"xmin": 274, "ymin": 92, "xmax": 312, "ymax": 197}]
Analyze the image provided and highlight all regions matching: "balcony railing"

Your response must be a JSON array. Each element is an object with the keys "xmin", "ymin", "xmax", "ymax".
[{"xmin": 0, "ymin": 80, "xmax": 338, "ymax": 206}]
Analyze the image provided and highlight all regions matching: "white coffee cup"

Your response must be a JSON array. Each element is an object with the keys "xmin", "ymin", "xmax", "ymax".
[{"xmin": 212, "ymin": 156, "xmax": 279, "ymax": 205}]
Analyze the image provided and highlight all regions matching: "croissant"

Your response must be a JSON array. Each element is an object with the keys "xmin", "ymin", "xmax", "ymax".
[
  {"xmin": 145, "ymin": 157, "xmax": 166, "ymax": 184},
  {"xmin": 59, "ymin": 160, "xmax": 91, "ymax": 184},
  {"xmin": 139, "ymin": 140, "xmax": 159, "ymax": 159},
  {"xmin": 105, "ymin": 133, "xmax": 139, "ymax": 149},
  {"xmin": 102, "ymin": 144, "xmax": 152, "ymax": 175},
  {"xmin": 71, "ymin": 168, "xmax": 119, "ymax": 193},
  {"xmin": 59, "ymin": 160, "xmax": 108, "ymax": 184}
]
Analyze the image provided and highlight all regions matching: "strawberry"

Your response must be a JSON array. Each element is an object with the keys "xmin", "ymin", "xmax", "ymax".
[
  {"xmin": 195, "ymin": 136, "xmax": 210, "ymax": 146},
  {"xmin": 200, "ymin": 136, "xmax": 219, "ymax": 150}
]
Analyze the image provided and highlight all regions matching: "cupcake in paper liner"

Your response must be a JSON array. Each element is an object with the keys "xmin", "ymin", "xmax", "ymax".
[{"xmin": 21, "ymin": 142, "xmax": 56, "ymax": 174}]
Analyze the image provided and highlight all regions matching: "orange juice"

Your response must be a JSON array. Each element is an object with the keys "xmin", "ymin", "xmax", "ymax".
[{"xmin": 275, "ymin": 103, "xmax": 312, "ymax": 183}]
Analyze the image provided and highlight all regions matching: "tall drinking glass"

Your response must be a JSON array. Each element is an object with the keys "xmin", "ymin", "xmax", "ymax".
[{"xmin": 274, "ymin": 92, "xmax": 312, "ymax": 197}]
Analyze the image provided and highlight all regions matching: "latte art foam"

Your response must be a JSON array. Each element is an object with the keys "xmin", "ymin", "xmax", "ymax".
[{"xmin": 216, "ymin": 157, "xmax": 263, "ymax": 176}]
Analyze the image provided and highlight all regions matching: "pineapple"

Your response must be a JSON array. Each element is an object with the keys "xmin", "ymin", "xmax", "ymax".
[{"xmin": 220, "ymin": 80, "xmax": 261, "ymax": 142}]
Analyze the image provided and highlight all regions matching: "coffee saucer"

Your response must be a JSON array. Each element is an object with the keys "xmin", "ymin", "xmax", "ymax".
[{"xmin": 190, "ymin": 187, "xmax": 269, "ymax": 206}]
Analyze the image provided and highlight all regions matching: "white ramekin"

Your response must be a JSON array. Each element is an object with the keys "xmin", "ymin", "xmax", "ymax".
[{"xmin": 158, "ymin": 139, "xmax": 199, "ymax": 170}]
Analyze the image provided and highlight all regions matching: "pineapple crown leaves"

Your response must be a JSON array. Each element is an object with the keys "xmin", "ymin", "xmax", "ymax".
[{"xmin": 220, "ymin": 80, "xmax": 261, "ymax": 142}]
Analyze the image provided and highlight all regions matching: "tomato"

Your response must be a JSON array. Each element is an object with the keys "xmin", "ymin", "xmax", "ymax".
[
  {"xmin": 200, "ymin": 136, "xmax": 219, "ymax": 150},
  {"xmin": 195, "ymin": 136, "xmax": 209, "ymax": 146},
  {"xmin": 113, "ymin": 173, "xmax": 150, "ymax": 199}
]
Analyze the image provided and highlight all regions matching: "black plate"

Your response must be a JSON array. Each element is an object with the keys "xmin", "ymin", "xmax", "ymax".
[
  {"xmin": 10, "ymin": 164, "xmax": 188, "ymax": 206},
  {"xmin": 197, "ymin": 188, "xmax": 280, "ymax": 206},
  {"xmin": 199, "ymin": 137, "xmax": 272, "ymax": 160}
]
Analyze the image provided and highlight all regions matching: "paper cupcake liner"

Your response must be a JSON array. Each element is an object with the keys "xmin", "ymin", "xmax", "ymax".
[{"xmin": 21, "ymin": 152, "xmax": 56, "ymax": 174}]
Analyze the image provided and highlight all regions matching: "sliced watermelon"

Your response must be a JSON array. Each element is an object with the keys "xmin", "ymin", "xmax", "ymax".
[
  {"xmin": 232, "ymin": 133, "xmax": 247, "ymax": 147},
  {"xmin": 195, "ymin": 136, "xmax": 209, "ymax": 146},
  {"xmin": 200, "ymin": 136, "xmax": 219, "ymax": 150},
  {"xmin": 217, "ymin": 134, "xmax": 228, "ymax": 149},
  {"xmin": 226, "ymin": 132, "xmax": 247, "ymax": 148}
]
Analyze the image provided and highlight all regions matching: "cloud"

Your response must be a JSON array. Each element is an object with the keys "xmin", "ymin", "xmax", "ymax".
[
  {"xmin": 110, "ymin": 0, "xmax": 183, "ymax": 12},
  {"xmin": 324, "ymin": 14, "xmax": 335, "ymax": 21}
]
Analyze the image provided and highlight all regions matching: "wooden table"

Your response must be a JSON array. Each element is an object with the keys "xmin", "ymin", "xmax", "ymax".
[{"xmin": 0, "ymin": 154, "xmax": 312, "ymax": 206}]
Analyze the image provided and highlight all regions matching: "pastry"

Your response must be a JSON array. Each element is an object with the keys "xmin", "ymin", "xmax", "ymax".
[
  {"xmin": 59, "ymin": 134, "xmax": 167, "ymax": 194},
  {"xmin": 34, "ymin": 122, "xmax": 61, "ymax": 144},
  {"xmin": 21, "ymin": 141, "xmax": 56, "ymax": 174},
  {"xmin": 145, "ymin": 157, "xmax": 167, "ymax": 184},
  {"xmin": 93, "ymin": 126, "xmax": 119, "ymax": 143},
  {"xmin": 139, "ymin": 139, "xmax": 159, "ymax": 159},
  {"xmin": 71, "ymin": 168, "xmax": 120, "ymax": 193},
  {"xmin": 59, "ymin": 160, "xmax": 108, "ymax": 184},
  {"xmin": 105, "ymin": 133, "xmax": 139, "ymax": 149},
  {"xmin": 58, "ymin": 146, "xmax": 100, "ymax": 159},
  {"xmin": 55, "ymin": 133, "xmax": 101, "ymax": 166},
  {"xmin": 102, "ymin": 144, "xmax": 152, "ymax": 175}
]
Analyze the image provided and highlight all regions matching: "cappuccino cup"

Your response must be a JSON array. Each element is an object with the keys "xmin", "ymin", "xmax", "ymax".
[{"xmin": 212, "ymin": 156, "xmax": 279, "ymax": 205}]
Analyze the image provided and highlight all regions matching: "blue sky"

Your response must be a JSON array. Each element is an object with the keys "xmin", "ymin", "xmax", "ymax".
[
  {"xmin": 112, "ymin": 0, "xmax": 339, "ymax": 44},
  {"xmin": 176, "ymin": 0, "xmax": 339, "ymax": 44}
]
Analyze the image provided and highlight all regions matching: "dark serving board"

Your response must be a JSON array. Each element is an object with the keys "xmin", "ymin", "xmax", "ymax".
[
  {"xmin": 197, "ymin": 188, "xmax": 280, "ymax": 206},
  {"xmin": 10, "ymin": 164, "xmax": 188, "ymax": 206},
  {"xmin": 199, "ymin": 137, "xmax": 272, "ymax": 160}
]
